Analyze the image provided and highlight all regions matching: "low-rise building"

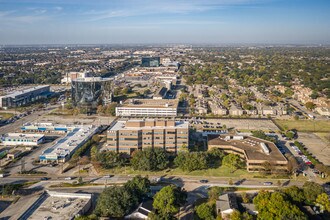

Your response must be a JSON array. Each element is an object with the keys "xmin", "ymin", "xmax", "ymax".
[
  {"xmin": 315, "ymin": 107, "xmax": 330, "ymax": 116},
  {"xmin": 208, "ymin": 135, "xmax": 288, "ymax": 172},
  {"xmin": 5, "ymin": 191, "xmax": 92, "ymax": 220},
  {"xmin": 39, "ymin": 125, "xmax": 99, "ymax": 163},
  {"xmin": 1, "ymin": 133, "xmax": 45, "ymax": 146},
  {"xmin": 229, "ymin": 104, "xmax": 244, "ymax": 116},
  {"xmin": 7, "ymin": 150, "xmax": 22, "ymax": 160},
  {"xmin": 107, "ymin": 119, "xmax": 189, "ymax": 154},
  {"xmin": 125, "ymin": 199, "xmax": 154, "ymax": 219},
  {"xmin": 216, "ymin": 193, "xmax": 239, "ymax": 218},
  {"xmin": 116, "ymin": 99, "xmax": 179, "ymax": 117},
  {"xmin": 209, "ymin": 101, "xmax": 228, "ymax": 115},
  {"xmin": 21, "ymin": 123, "xmax": 77, "ymax": 134}
]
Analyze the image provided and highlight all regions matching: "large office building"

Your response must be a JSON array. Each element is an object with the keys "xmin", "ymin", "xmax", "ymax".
[
  {"xmin": 1, "ymin": 133, "xmax": 45, "ymax": 146},
  {"xmin": 141, "ymin": 57, "xmax": 160, "ymax": 67},
  {"xmin": 208, "ymin": 135, "xmax": 288, "ymax": 172},
  {"xmin": 0, "ymin": 85, "xmax": 51, "ymax": 109},
  {"xmin": 71, "ymin": 77, "xmax": 112, "ymax": 114},
  {"xmin": 107, "ymin": 119, "xmax": 189, "ymax": 154},
  {"xmin": 116, "ymin": 99, "xmax": 179, "ymax": 117}
]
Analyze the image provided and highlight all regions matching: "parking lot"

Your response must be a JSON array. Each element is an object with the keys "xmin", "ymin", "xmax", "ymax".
[
  {"xmin": 297, "ymin": 132, "xmax": 330, "ymax": 166},
  {"xmin": 190, "ymin": 118, "xmax": 279, "ymax": 131}
]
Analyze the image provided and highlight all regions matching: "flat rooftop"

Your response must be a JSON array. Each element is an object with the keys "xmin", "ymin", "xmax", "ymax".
[
  {"xmin": 109, "ymin": 120, "xmax": 188, "ymax": 131},
  {"xmin": 40, "ymin": 125, "xmax": 98, "ymax": 159},
  {"xmin": 72, "ymin": 77, "xmax": 112, "ymax": 82},
  {"xmin": 0, "ymin": 85, "xmax": 50, "ymax": 98},
  {"xmin": 208, "ymin": 135, "xmax": 287, "ymax": 162},
  {"xmin": 22, "ymin": 122, "xmax": 77, "ymax": 132},
  {"xmin": 26, "ymin": 191, "xmax": 91, "ymax": 220},
  {"xmin": 2, "ymin": 133, "xmax": 44, "ymax": 141},
  {"xmin": 119, "ymin": 99, "xmax": 179, "ymax": 109}
]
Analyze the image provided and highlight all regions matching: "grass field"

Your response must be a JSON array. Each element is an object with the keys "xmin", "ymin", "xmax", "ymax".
[
  {"xmin": 275, "ymin": 119, "xmax": 330, "ymax": 132},
  {"xmin": 0, "ymin": 112, "xmax": 14, "ymax": 120},
  {"xmin": 100, "ymin": 166, "xmax": 257, "ymax": 179}
]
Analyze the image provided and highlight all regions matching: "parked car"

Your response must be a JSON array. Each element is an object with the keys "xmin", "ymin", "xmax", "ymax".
[
  {"xmin": 263, "ymin": 182, "xmax": 273, "ymax": 186},
  {"xmin": 200, "ymin": 179, "xmax": 209, "ymax": 183}
]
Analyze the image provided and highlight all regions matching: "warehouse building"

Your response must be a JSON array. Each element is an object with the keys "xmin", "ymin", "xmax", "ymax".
[
  {"xmin": 1, "ymin": 133, "xmax": 45, "ymax": 146},
  {"xmin": 39, "ymin": 125, "xmax": 99, "ymax": 163}
]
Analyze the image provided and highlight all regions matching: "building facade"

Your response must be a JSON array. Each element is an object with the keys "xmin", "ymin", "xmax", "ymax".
[
  {"xmin": 141, "ymin": 57, "xmax": 160, "ymax": 67},
  {"xmin": 208, "ymin": 135, "xmax": 288, "ymax": 172},
  {"xmin": 0, "ymin": 85, "xmax": 50, "ymax": 109},
  {"xmin": 71, "ymin": 77, "xmax": 112, "ymax": 114},
  {"xmin": 107, "ymin": 119, "xmax": 189, "ymax": 154},
  {"xmin": 116, "ymin": 99, "xmax": 178, "ymax": 117},
  {"xmin": 1, "ymin": 133, "xmax": 45, "ymax": 146}
]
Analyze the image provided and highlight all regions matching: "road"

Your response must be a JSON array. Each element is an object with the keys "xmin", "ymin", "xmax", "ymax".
[
  {"xmin": 0, "ymin": 104, "xmax": 60, "ymax": 135},
  {"xmin": 287, "ymin": 99, "xmax": 326, "ymax": 120}
]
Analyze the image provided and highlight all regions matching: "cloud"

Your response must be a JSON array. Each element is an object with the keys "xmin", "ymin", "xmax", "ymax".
[
  {"xmin": 84, "ymin": 0, "xmax": 269, "ymax": 21},
  {"xmin": 54, "ymin": 6, "xmax": 63, "ymax": 11}
]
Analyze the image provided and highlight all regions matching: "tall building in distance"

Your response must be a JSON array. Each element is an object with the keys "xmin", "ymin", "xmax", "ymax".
[
  {"xmin": 107, "ymin": 119, "xmax": 189, "ymax": 154},
  {"xmin": 141, "ymin": 57, "xmax": 160, "ymax": 67},
  {"xmin": 71, "ymin": 77, "xmax": 112, "ymax": 114}
]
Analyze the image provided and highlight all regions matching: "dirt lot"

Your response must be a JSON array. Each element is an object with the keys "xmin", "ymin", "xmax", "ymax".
[
  {"xmin": 201, "ymin": 119, "xmax": 279, "ymax": 131},
  {"xmin": 297, "ymin": 132, "xmax": 330, "ymax": 166}
]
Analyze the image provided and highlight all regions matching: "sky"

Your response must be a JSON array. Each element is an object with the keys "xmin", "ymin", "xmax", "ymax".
[{"xmin": 0, "ymin": 0, "xmax": 329, "ymax": 45}]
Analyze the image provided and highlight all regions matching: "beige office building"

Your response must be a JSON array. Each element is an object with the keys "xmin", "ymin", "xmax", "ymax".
[
  {"xmin": 208, "ymin": 135, "xmax": 288, "ymax": 172},
  {"xmin": 107, "ymin": 119, "xmax": 189, "ymax": 154}
]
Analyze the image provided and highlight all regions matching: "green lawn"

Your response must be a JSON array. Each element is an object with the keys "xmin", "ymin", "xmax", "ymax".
[
  {"xmin": 275, "ymin": 119, "xmax": 330, "ymax": 132},
  {"xmin": 0, "ymin": 112, "xmax": 14, "ymax": 120},
  {"xmin": 100, "ymin": 165, "xmax": 256, "ymax": 179}
]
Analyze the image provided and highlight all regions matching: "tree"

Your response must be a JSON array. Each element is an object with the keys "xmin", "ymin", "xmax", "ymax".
[
  {"xmin": 282, "ymin": 186, "xmax": 305, "ymax": 203},
  {"xmin": 174, "ymin": 152, "xmax": 208, "ymax": 172},
  {"xmin": 241, "ymin": 192, "xmax": 250, "ymax": 203},
  {"xmin": 303, "ymin": 181, "xmax": 325, "ymax": 203},
  {"xmin": 195, "ymin": 203, "xmax": 215, "ymax": 220},
  {"xmin": 208, "ymin": 186, "xmax": 223, "ymax": 201},
  {"xmin": 94, "ymin": 176, "xmax": 150, "ymax": 218},
  {"xmin": 253, "ymin": 191, "xmax": 307, "ymax": 220},
  {"xmin": 251, "ymin": 130, "xmax": 275, "ymax": 143},
  {"xmin": 310, "ymin": 91, "xmax": 319, "ymax": 99},
  {"xmin": 305, "ymin": 101, "xmax": 316, "ymax": 110},
  {"xmin": 153, "ymin": 185, "xmax": 187, "ymax": 219},
  {"xmin": 131, "ymin": 148, "xmax": 169, "ymax": 171},
  {"xmin": 222, "ymin": 154, "xmax": 244, "ymax": 173},
  {"xmin": 316, "ymin": 193, "xmax": 330, "ymax": 212},
  {"xmin": 105, "ymin": 103, "xmax": 117, "ymax": 116},
  {"xmin": 125, "ymin": 175, "xmax": 151, "ymax": 200},
  {"xmin": 230, "ymin": 210, "xmax": 242, "ymax": 220},
  {"xmin": 94, "ymin": 186, "xmax": 136, "ymax": 217},
  {"xmin": 97, "ymin": 151, "xmax": 127, "ymax": 169}
]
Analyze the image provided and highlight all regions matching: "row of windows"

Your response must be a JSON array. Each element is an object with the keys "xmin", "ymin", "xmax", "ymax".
[{"xmin": 4, "ymin": 138, "xmax": 39, "ymax": 142}]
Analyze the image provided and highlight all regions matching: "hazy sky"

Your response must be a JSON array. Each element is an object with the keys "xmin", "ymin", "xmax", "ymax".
[{"xmin": 0, "ymin": 0, "xmax": 329, "ymax": 45}]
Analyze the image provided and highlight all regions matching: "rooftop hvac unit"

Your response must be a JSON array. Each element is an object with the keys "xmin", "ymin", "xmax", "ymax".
[
  {"xmin": 260, "ymin": 142, "xmax": 270, "ymax": 155},
  {"xmin": 232, "ymin": 136, "xmax": 244, "ymax": 140}
]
